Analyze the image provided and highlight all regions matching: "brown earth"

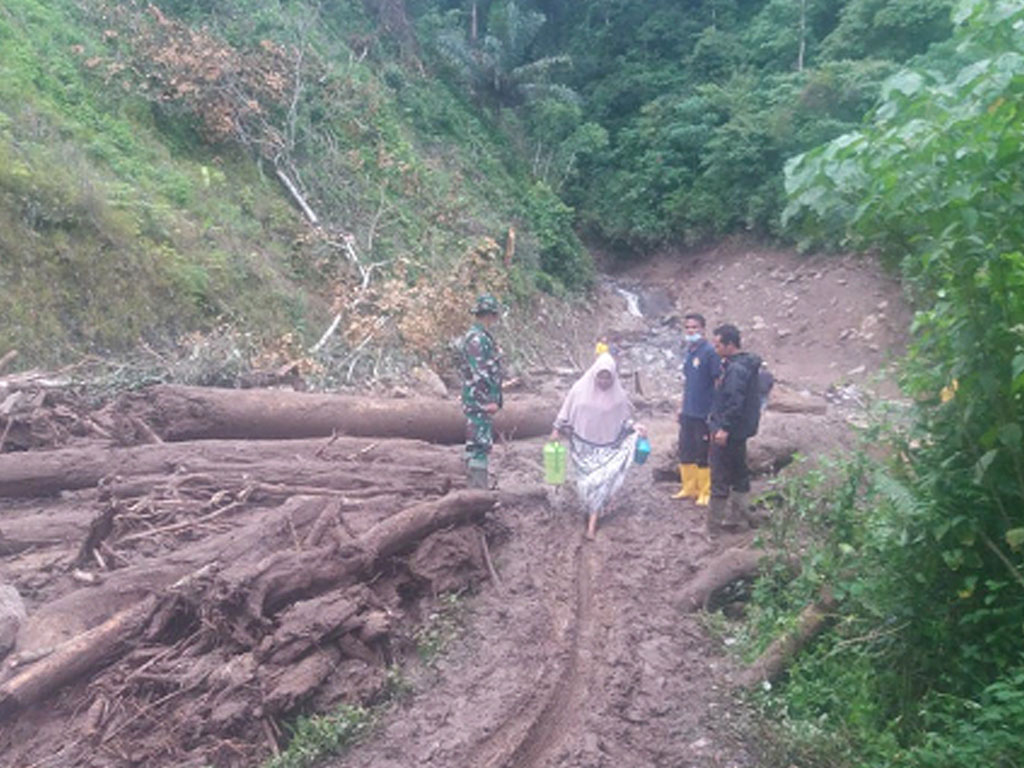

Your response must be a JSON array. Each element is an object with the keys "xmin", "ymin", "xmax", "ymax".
[{"xmin": 0, "ymin": 242, "xmax": 909, "ymax": 767}]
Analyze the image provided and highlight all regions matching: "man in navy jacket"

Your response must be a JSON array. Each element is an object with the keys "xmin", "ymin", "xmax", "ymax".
[{"xmin": 671, "ymin": 313, "xmax": 720, "ymax": 505}]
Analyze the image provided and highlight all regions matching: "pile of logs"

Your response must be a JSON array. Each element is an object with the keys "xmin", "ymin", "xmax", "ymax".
[{"xmin": 0, "ymin": 382, "xmax": 554, "ymax": 767}]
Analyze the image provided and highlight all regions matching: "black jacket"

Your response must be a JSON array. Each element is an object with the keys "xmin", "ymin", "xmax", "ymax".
[{"xmin": 709, "ymin": 351, "xmax": 763, "ymax": 440}]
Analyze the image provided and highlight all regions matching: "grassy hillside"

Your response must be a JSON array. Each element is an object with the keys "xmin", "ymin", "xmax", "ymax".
[
  {"xmin": 0, "ymin": 0, "xmax": 584, "ymax": 369},
  {"xmin": 1, "ymin": 0, "xmax": 962, "ymax": 372}
]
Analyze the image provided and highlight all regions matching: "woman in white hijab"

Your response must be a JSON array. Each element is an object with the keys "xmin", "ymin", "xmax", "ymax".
[{"xmin": 550, "ymin": 353, "xmax": 647, "ymax": 539}]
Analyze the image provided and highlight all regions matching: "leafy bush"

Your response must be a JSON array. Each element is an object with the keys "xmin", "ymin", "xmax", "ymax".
[
  {"xmin": 752, "ymin": 1, "xmax": 1024, "ymax": 763},
  {"xmin": 265, "ymin": 704, "xmax": 374, "ymax": 768},
  {"xmin": 908, "ymin": 667, "xmax": 1024, "ymax": 768},
  {"xmin": 524, "ymin": 180, "xmax": 592, "ymax": 290}
]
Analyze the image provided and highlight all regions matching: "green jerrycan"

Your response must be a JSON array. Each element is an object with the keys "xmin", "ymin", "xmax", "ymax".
[{"xmin": 543, "ymin": 440, "xmax": 567, "ymax": 485}]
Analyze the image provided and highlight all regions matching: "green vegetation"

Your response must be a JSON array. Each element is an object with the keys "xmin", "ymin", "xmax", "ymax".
[
  {"xmin": 265, "ymin": 703, "xmax": 375, "ymax": 768},
  {"xmin": 3, "ymin": 0, "xmax": 977, "ymax": 366},
  {"xmin": 0, "ymin": 0, "xmax": 313, "ymax": 364},
  {"xmin": 531, "ymin": 0, "xmax": 955, "ymax": 247},
  {"xmin": 414, "ymin": 589, "xmax": 467, "ymax": 664},
  {"xmin": 0, "ymin": 0, "xmax": 590, "ymax": 368},
  {"xmin": 743, "ymin": 2, "xmax": 1024, "ymax": 765}
]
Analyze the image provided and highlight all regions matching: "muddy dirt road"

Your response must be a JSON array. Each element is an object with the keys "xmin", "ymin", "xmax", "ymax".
[
  {"xmin": 338, "ymin": 445, "xmax": 759, "ymax": 768},
  {"xmin": 0, "ymin": 243, "xmax": 907, "ymax": 767},
  {"xmin": 337, "ymin": 243, "xmax": 909, "ymax": 768}
]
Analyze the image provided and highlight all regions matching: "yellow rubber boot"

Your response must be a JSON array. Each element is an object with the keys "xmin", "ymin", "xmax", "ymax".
[
  {"xmin": 670, "ymin": 464, "xmax": 697, "ymax": 499},
  {"xmin": 695, "ymin": 466, "xmax": 711, "ymax": 506}
]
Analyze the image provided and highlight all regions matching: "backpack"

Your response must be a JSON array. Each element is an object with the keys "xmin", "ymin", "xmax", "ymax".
[
  {"xmin": 742, "ymin": 355, "xmax": 767, "ymax": 438},
  {"xmin": 758, "ymin": 365, "xmax": 775, "ymax": 409}
]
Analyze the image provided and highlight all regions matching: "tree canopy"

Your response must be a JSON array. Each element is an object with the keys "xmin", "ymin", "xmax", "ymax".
[{"xmin": 419, "ymin": 0, "xmax": 955, "ymax": 247}]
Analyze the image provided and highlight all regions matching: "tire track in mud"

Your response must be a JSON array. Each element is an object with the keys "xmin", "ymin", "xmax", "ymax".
[{"xmin": 469, "ymin": 536, "xmax": 596, "ymax": 768}]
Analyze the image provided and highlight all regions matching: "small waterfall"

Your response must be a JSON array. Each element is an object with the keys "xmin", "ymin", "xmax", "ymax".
[{"xmin": 615, "ymin": 287, "xmax": 643, "ymax": 318}]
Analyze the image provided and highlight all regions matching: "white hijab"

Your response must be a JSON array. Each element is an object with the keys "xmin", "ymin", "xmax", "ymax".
[{"xmin": 555, "ymin": 353, "xmax": 633, "ymax": 444}]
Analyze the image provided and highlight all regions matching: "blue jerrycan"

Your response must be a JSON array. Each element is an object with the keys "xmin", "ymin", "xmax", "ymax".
[
  {"xmin": 634, "ymin": 435, "xmax": 651, "ymax": 465},
  {"xmin": 543, "ymin": 441, "xmax": 567, "ymax": 485}
]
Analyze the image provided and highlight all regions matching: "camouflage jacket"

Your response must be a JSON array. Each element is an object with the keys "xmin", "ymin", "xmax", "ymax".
[{"xmin": 458, "ymin": 322, "xmax": 503, "ymax": 411}]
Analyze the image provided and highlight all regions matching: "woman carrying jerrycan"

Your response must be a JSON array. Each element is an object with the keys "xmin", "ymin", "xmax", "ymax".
[{"xmin": 546, "ymin": 352, "xmax": 649, "ymax": 540}]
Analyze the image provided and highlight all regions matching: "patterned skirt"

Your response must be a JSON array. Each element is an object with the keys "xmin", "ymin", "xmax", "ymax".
[{"xmin": 570, "ymin": 430, "xmax": 638, "ymax": 517}]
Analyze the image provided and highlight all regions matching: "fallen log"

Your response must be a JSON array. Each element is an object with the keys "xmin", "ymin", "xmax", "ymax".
[
  {"xmin": 0, "ymin": 436, "xmax": 461, "ymax": 498},
  {"xmin": 736, "ymin": 588, "xmax": 837, "ymax": 689},
  {"xmin": 99, "ymin": 466, "xmax": 455, "ymax": 507},
  {"xmin": 766, "ymin": 385, "xmax": 828, "ymax": 415},
  {"xmin": 118, "ymin": 384, "xmax": 557, "ymax": 443},
  {"xmin": 14, "ymin": 496, "xmax": 334, "ymax": 653},
  {"xmin": 678, "ymin": 547, "xmax": 783, "ymax": 613},
  {"xmin": 653, "ymin": 410, "xmax": 834, "ymax": 482},
  {"xmin": 0, "ymin": 368, "xmax": 71, "ymax": 394},
  {"xmin": 0, "ymin": 596, "xmax": 158, "ymax": 718},
  {"xmin": 257, "ymin": 586, "xmax": 371, "ymax": 666},
  {"xmin": 0, "ymin": 503, "xmax": 96, "ymax": 555}
]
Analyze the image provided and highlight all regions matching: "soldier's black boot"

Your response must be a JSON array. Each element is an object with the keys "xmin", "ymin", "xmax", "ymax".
[
  {"xmin": 467, "ymin": 459, "xmax": 489, "ymax": 489},
  {"xmin": 468, "ymin": 467, "xmax": 488, "ymax": 489}
]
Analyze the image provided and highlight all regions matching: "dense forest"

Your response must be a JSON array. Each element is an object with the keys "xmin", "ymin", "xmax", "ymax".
[{"xmin": 2, "ymin": 1, "xmax": 1022, "ymax": 766}]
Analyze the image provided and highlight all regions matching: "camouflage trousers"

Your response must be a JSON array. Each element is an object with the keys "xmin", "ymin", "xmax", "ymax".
[{"xmin": 463, "ymin": 409, "xmax": 493, "ymax": 469}]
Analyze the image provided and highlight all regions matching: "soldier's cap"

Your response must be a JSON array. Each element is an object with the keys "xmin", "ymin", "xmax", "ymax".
[{"xmin": 472, "ymin": 293, "xmax": 500, "ymax": 316}]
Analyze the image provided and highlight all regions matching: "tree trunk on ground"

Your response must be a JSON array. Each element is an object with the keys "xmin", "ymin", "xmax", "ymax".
[
  {"xmin": 116, "ymin": 385, "xmax": 557, "ymax": 444},
  {"xmin": 0, "ymin": 596, "xmax": 158, "ymax": 718},
  {"xmin": 736, "ymin": 588, "xmax": 837, "ymax": 688},
  {"xmin": 652, "ymin": 410, "xmax": 830, "ymax": 483},
  {"xmin": 767, "ymin": 385, "xmax": 826, "ymax": 414},
  {"xmin": 0, "ymin": 503, "xmax": 96, "ymax": 554},
  {"xmin": 218, "ymin": 489, "xmax": 496, "ymax": 624},
  {"xmin": 0, "ymin": 436, "xmax": 461, "ymax": 498},
  {"xmin": 678, "ymin": 547, "xmax": 785, "ymax": 613},
  {"xmin": 14, "ymin": 495, "xmax": 335, "ymax": 652}
]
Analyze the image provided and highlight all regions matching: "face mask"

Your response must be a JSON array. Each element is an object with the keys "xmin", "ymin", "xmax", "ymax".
[{"xmin": 684, "ymin": 333, "xmax": 701, "ymax": 343}]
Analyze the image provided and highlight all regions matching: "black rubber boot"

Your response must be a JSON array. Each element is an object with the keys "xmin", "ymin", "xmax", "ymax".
[
  {"xmin": 706, "ymin": 496, "xmax": 728, "ymax": 536},
  {"xmin": 468, "ymin": 466, "xmax": 489, "ymax": 489}
]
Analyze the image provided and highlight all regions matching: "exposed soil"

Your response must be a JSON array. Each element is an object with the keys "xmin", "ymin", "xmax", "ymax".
[
  {"xmin": 338, "ymin": 451, "xmax": 760, "ymax": 768},
  {"xmin": 0, "ymin": 242, "xmax": 909, "ymax": 768}
]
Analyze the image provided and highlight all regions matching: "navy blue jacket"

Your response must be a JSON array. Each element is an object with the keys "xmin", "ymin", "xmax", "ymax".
[{"xmin": 682, "ymin": 338, "xmax": 720, "ymax": 419}]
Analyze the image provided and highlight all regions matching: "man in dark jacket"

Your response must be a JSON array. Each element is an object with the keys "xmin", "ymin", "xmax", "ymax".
[
  {"xmin": 707, "ymin": 323, "xmax": 763, "ymax": 534},
  {"xmin": 671, "ymin": 313, "xmax": 720, "ymax": 505}
]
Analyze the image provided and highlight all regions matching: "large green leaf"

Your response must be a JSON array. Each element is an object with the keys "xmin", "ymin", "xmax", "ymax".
[{"xmin": 1006, "ymin": 527, "xmax": 1024, "ymax": 551}]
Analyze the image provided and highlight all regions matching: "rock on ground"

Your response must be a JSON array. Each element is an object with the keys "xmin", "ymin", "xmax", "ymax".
[{"xmin": 0, "ymin": 584, "xmax": 27, "ymax": 658}]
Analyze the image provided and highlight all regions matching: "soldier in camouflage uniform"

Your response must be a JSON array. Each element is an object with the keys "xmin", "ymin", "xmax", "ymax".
[{"xmin": 458, "ymin": 294, "xmax": 503, "ymax": 488}]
